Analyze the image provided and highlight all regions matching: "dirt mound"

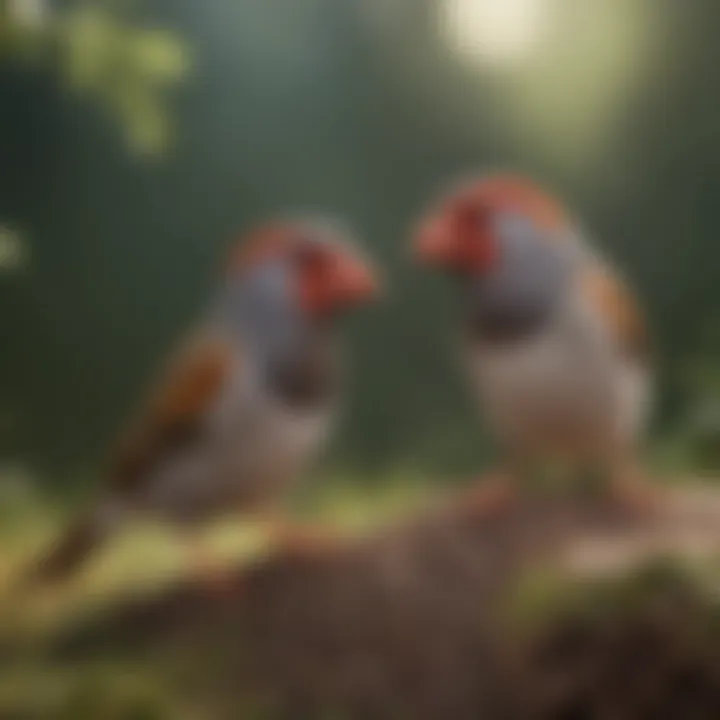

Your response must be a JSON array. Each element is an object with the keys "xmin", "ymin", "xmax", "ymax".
[{"xmin": 57, "ymin": 484, "xmax": 720, "ymax": 718}]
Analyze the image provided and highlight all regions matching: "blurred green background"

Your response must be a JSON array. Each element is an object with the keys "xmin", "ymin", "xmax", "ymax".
[
  {"xmin": 3, "ymin": 0, "xmax": 720, "ymax": 490},
  {"xmin": 4, "ymin": 3, "xmax": 720, "ymax": 716}
]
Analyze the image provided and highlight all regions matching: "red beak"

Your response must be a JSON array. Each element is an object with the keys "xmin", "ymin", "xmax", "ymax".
[{"xmin": 331, "ymin": 252, "xmax": 380, "ymax": 306}]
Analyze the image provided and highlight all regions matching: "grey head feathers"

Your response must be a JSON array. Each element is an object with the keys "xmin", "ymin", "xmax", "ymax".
[
  {"xmin": 465, "ymin": 210, "xmax": 579, "ymax": 343},
  {"xmin": 213, "ymin": 256, "xmax": 340, "ymax": 406}
]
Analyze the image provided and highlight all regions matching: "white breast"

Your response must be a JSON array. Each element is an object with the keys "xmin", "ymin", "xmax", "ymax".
[
  {"xmin": 468, "ymin": 285, "xmax": 650, "ymax": 459},
  {"xmin": 212, "ymin": 354, "xmax": 335, "ymax": 491},
  {"xmin": 146, "ymin": 353, "xmax": 335, "ymax": 520}
]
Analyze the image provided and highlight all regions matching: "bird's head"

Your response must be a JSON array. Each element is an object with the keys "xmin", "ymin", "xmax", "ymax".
[
  {"xmin": 413, "ymin": 174, "xmax": 572, "ymax": 279},
  {"xmin": 227, "ymin": 219, "xmax": 380, "ymax": 323}
]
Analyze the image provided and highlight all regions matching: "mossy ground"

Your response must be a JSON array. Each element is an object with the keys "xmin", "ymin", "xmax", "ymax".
[
  {"xmin": 0, "ymin": 474, "xmax": 435, "ymax": 718},
  {"xmin": 3, "ymin": 475, "xmax": 720, "ymax": 719}
]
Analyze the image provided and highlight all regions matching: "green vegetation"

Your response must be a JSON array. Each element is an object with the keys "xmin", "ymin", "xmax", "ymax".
[
  {"xmin": 0, "ymin": 474, "xmax": 435, "ymax": 718},
  {"xmin": 3, "ymin": 479, "xmax": 720, "ymax": 718},
  {"xmin": 3, "ymin": 0, "xmax": 720, "ymax": 715},
  {"xmin": 0, "ymin": 0, "xmax": 189, "ymax": 156}
]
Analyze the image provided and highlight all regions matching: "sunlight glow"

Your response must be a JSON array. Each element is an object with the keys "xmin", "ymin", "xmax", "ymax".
[
  {"xmin": 430, "ymin": 0, "xmax": 653, "ymax": 169},
  {"xmin": 441, "ymin": 0, "xmax": 551, "ymax": 67},
  {"xmin": 9, "ymin": 0, "xmax": 47, "ymax": 29}
]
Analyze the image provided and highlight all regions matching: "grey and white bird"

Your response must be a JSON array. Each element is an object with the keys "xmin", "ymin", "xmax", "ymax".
[
  {"xmin": 36, "ymin": 219, "xmax": 379, "ymax": 582},
  {"xmin": 414, "ymin": 174, "xmax": 655, "ymax": 508}
]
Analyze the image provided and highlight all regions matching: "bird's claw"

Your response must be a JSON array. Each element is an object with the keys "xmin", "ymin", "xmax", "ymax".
[
  {"xmin": 608, "ymin": 477, "xmax": 663, "ymax": 518},
  {"xmin": 271, "ymin": 522, "xmax": 341, "ymax": 559},
  {"xmin": 465, "ymin": 473, "xmax": 518, "ymax": 517}
]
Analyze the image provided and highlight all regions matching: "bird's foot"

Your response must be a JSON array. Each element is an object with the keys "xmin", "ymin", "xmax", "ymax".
[
  {"xmin": 464, "ymin": 471, "xmax": 518, "ymax": 518},
  {"xmin": 608, "ymin": 476, "xmax": 664, "ymax": 518},
  {"xmin": 269, "ymin": 521, "xmax": 341, "ymax": 560},
  {"xmin": 188, "ymin": 544, "xmax": 242, "ymax": 599},
  {"xmin": 199, "ymin": 566, "xmax": 243, "ymax": 600}
]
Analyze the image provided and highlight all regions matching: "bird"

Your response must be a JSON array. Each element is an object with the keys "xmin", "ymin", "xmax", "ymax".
[
  {"xmin": 34, "ymin": 218, "xmax": 379, "ymax": 584},
  {"xmin": 413, "ymin": 174, "xmax": 655, "ymax": 510}
]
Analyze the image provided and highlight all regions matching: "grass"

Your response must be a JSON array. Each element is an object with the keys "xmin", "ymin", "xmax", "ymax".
[
  {"xmin": 0, "ymin": 471, "xmax": 437, "ymax": 719},
  {"xmin": 2, "ymin": 463, "xmax": 716, "ymax": 718}
]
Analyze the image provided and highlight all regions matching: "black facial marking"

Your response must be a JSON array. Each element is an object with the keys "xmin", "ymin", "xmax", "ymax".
[
  {"xmin": 465, "ymin": 298, "xmax": 554, "ymax": 344},
  {"xmin": 268, "ymin": 333, "xmax": 340, "ymax": 408}
]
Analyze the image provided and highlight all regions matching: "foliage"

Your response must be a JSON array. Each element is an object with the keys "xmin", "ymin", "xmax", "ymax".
[
  {"xmin": 506, "ymin": 561, "xmax": 720, "ymax": 718},
  {"xmin": 662, "ymin": 325, "xmax": 720, "ymax": 474},
  {"xmin": 0, "ymin": 0, "xmax": 189, "ymax": 156},
  {"xmin": 0, "ymin": 474, "xmax": 432, "ymax": 717},
  {"xmin": 4, "ymin": 482, "xmax": 720, "ymax": 718}
]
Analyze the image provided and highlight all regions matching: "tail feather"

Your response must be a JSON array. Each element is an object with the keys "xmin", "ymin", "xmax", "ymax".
[
  {"xmin": 36, "ymin": 518, "xmax": 104, "ymax": 583},
  {"xmin": 30, "ymin": 501, "xmax": 123, "ymax": 585}
]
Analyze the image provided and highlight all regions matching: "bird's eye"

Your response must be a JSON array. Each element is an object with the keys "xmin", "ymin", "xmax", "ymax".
[
  {"xmin": 293, "ymin": 242, "xmax": 326, "ymax": 270},
  {"xmin": 456, "ymin": 201, "xmax": 488, "ymax": 234}
]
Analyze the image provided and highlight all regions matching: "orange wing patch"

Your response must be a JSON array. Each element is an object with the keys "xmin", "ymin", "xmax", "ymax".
[
  {"xmin": 109, "ymin": 335, "xmax": 233, "ymax": 494},
  {"xmin": 582, "ymin": 267, "xmax": 650, "ymax": 362},
  {"xmin": 147, "ymin": 338, "xmax": 230, "ymax": 423}
]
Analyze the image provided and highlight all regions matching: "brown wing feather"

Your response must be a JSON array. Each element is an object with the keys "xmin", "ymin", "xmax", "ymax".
[
  {"xmin": 582, "ymin": 266, "xmax": 650, "ymax": 362},
  {"xmin": 109, "ymin": 334, "xmax": 233, "ymax": 495}
]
